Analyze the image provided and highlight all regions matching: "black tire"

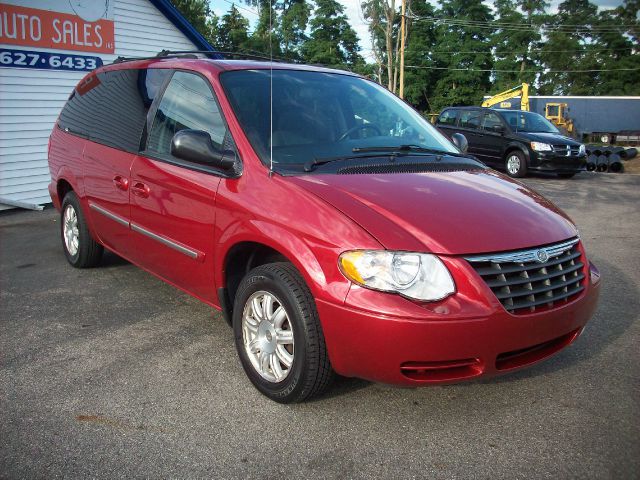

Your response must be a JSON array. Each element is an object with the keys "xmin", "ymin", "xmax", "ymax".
[
  {"xmin": 505, "ymin": 150, "xmax": 527, "ymax": 178},
  {"xmin": 232, "ymin": 262, "xmax": 333, "ymax": 403},
  {"xmin": 557, "ymin": 173, "xmax": 576, "ymax": 179},
  {"xmin": 61, "ymin": 192, "xmax": 103, "ymax": 268}
]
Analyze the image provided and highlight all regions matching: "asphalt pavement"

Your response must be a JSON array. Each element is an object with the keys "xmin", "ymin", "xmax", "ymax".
[{"xmin": 1, "ymin": 173, "xmax": 639, "ymax": 479}]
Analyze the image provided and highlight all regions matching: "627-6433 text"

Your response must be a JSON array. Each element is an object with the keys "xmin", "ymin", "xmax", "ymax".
[{"xmin": 0, "ymin": 48, "xmax": 102, "ymax": 72}]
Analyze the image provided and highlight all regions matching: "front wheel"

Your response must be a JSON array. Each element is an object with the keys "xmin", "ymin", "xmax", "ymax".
[
  {"xmin": 233, "ymin": 262, "xmax": 333, "ymax": 403},
  {"xmin": 505, "ymin": 151, "xmax": 528, "ymax": 178}
]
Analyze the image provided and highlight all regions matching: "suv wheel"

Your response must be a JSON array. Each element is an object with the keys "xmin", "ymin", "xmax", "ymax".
[
  {"xmin": 61, "ymin": 192, "xmax": 103, "ymax": 268},
  {"xmin": 505, "ymin": 151, "xmax": 527, "ymax": 178},
  {"xmin": 233, "ymin": 262, "xmax": 333, "ymax": 403}
]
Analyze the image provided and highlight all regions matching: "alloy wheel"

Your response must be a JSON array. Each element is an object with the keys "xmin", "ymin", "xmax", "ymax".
[
  {"xmin": 63, "ymin": 205, "xmax": 79, "ymax": 256},
  {"xmin": 242, "ymin": 291, "xmax": 295, "ymax": 383},
  {"xmin": 507, "ymin": 155, "xmax": 521, "ymax": 175}
]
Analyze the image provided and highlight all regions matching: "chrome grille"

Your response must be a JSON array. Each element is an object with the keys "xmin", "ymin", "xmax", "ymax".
[
  {"xmin": 466, "ymin": 239, "xmax": 585, "ymax": 314},
  {"xmin": 552, "ymin": 144, "xmax": 581, "ymax": 156}
]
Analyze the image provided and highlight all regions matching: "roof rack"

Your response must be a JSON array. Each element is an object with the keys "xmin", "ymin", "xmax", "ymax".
[{"xmin": 112, "ymin": 49, "xmax": 296, "ymax": 65}]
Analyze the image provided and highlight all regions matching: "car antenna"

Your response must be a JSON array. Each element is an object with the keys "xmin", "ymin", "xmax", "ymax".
[{"xmin": 268, "ymin": 0, "xmax": 274, "ymax": 178}]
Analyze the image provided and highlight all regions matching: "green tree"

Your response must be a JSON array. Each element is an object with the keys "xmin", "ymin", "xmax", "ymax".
[
  {"xmin": 402, "ymin": 0, "xmax": 440, "ymax": 113},
  {"xmin": 302, "ymin": 0, "xmax": 363, "ymax": 68},
  {"xmin": 280, "ymin": 0, "xmax": 311, "ymax": 60},
  {"xmin": 170, "ymin": 0, "xmax": 211, "ymax": 37},
  {"xmin": 538, "ymin": 0, "xmax": 601, "ymax": 94},
  {"xmin": 218, "ymin": 5, "xmax": 251, "ymax": 52},
  {"xmin": 491, "ymin": 0, "xmax": 547, "ymax": 92},
  {"xmin": 590, "ymin": 1, "xmax": 640, "ymax": 95},
  {"xmin": 431, "ymin": 0, "xmax": 494, "ymax": 109}
]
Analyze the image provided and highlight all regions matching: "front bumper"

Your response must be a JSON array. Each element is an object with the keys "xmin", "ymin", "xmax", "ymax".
[
  {"xmin": 529, "ymin": 151, "xmax": 587, "ymax": 173},
  {"xmin": 318, "ymin": 259, "xmax": 600, "ymax": 385}
]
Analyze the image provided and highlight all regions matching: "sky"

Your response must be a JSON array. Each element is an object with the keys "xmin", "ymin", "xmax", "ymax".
[{"xmin": 208, "ymin": 0, "xmax": 627, "ymax": 61}]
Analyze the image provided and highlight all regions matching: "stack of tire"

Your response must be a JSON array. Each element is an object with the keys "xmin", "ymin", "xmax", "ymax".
[{"xmin": 585, "ymin": 145, "xmax": 637, "ymax": 173}]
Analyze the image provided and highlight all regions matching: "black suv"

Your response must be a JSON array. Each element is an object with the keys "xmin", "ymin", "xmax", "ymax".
[{"xmin": 436, "ymin": 107, "xmax": 586, "ymax": 178}]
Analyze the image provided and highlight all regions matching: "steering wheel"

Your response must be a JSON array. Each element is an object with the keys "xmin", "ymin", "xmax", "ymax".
[{"xmin": 338, "ymin": 124, "xmax": 382, "ymax": 142}]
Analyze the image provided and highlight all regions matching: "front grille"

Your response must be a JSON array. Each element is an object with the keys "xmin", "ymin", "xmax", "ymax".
[
  {"xmin": 466, "ymin": 239, "xmax": 585, "ymax": 314},
  {"xmin": 552, "ymin": 144, "xmax": 581, "ymax": 156}
]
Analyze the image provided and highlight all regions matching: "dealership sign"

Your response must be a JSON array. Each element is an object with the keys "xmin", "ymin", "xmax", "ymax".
[{"xmin": 0, "ymin": 1, "xmax": 114, "ymax": 53}]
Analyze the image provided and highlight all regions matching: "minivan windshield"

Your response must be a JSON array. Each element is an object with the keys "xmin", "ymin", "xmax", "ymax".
[
  {"xmin": 220, "ymin": 69, "xmax": 458, "ymax": 171},
  {"xmin": 499, "ymin": 111, "xmax": 560, "ymax": 133}
]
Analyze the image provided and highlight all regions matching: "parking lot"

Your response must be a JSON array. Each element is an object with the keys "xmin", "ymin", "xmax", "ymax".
[{"xmin": 1, "ymin": 173, "xmax": 638, "ymax": 479}]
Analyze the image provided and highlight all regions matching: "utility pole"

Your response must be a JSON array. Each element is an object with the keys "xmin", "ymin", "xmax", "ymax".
[{"xmin": 399, "ymin": 0, "xmax": 407, "ymax": 99}]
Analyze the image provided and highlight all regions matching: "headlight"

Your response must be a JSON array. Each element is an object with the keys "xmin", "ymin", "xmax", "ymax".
[
  {"xmin": 579, "ymin": 144, "xmax": 586, "ymax": 155},
  {"xmin": 531, "ymin": 141, "xmax": 553, "ymax": 152},
  {"xmin": 339, "ymin": 250, "xmax": 455, "ymax": 301}
]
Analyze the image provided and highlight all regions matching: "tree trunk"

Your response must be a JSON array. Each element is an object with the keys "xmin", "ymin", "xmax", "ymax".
[{"xmin": 385, "ymin": 0, "xmax": 396, "ymax": 91}]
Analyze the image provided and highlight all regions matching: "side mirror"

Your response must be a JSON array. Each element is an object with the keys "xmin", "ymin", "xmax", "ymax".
[
  {"xmin": 171, "ymin": 129, "xmax": 236, "ymax": 170},
  {"xmin": 451, "ymin": 133, "xmax": 469, "ymax": 154},
  {"xmin": 492, "ymin": 124, "xmax": 505, "ymax": 134}
]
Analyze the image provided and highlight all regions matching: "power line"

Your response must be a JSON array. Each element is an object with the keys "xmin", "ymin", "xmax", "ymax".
[
  {"xmin": 405, "ymin": 65, "xmax": 640, "ymax": 73},
  {"xmin": 406, "ymin": 12, "xmax": 637, "ymax": 30},
  {"xmin": 218, "ymin": 0, "xmax": 260, "ymax": 17},
  {"xmin": 361, "ymin": 47, "xmax": 637, "ymax": 54},
  {"xmin": 406, "ymin": 14, "xmax": 635, "ymax": 34}
]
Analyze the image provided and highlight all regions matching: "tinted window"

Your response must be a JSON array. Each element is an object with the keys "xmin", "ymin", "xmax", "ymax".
[
  {"xmin": 500, "ymin": 111, "xmax": 560, "ymax": 133},
  {"xmin": 459, "ymin": 111, "xmax": 481, "ymax": 130},
  {"xmin": 147, "ymin": 71, "xmax": 227, "ymax": 158},
  {"xmin": 482, "ymin": 112, "xmax": 503, "ymax": 131},
  {"xmin": 58, "ymin": 68, "xmax": 170, "ymax": 152},
  {"xmin": 437, "ymin": 110, "xmax": 458, "ymax": 126}
]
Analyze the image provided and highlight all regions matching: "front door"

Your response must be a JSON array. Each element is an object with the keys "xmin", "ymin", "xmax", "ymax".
[
  {"xmin": 129, "ymin": 71, "xmax": 232, "ymax": 303},
  {"xmin": 456, "ymin": 110, "xmax": 484, "ymax": 158}
]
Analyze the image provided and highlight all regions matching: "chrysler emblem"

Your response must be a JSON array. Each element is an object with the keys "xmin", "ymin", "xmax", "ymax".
[{"xmin": 535, "ymin": 249, "xmax": 549, "ymax": 263}]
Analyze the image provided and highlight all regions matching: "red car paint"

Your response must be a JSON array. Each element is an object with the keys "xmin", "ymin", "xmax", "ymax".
[{"xmin": 48, "ymin": 58, "xmax": 600, "ymax": 386}]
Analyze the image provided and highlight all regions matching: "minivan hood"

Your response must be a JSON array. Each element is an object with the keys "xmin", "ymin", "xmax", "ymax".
[
  {"xmin": 516, "ymin": 131, "xmax": 581, "ymax": 145},
  {"xmin": 288, "ymin": 170, "xmax": 577, "ymax": 255}
]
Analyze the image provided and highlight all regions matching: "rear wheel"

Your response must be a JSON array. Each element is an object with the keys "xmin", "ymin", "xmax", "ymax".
[
  {"xmin": 61, "ymin": 192, "xmax": 103, "ymax": 268},
  {"xmin": 505, "ymin": 150, "xmax": 527, "ymax": 178},
  {"xmin": 233, "ymin": 262, "xmax": 333, "ymax": 403}
]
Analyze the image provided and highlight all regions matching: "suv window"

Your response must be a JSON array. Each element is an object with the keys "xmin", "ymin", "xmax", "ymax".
[
  {"xmin": 459, "ymin": 110, "xmax": 482, "ymax": 130},
  {"xmin": 147, "ymin": 71, "xmax": 227, "ymax": 158},
  {"xmin": 482, "ymin": 111, "xmax": 503, "ymax": 132},
  {"xmin": 58, "ymin": 68, "xmax": 170, "ymax": 152},
  {"xmin": 437, "ymin": 110, "xmax": 458, "ymax": 126}
]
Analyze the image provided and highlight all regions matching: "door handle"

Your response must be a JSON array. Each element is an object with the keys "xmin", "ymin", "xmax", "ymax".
[
  {"xmin": 113, "ymin": 175, "xmax": 129, "ymax": 191},
  {"xmin": 131, "ymin": 182, "xmax": 150, "ymax": 198}
]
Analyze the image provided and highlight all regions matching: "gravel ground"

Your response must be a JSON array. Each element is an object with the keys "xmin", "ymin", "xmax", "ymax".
[{"xmin": 1, "ymin": 173, "xmax": 638, "ymax": 479}]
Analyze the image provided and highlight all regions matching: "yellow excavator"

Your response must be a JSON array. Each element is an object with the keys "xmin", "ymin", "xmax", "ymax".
[
  {"xmin": 481, "ymin": 83, "xmax": 530, "ymax": 111},
  {"xmin": 481, "ymin": 83, "xmax": 574, "ymax": 135}
]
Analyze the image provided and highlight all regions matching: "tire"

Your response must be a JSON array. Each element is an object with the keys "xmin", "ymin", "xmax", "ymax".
[
  {"xmin": 61, "ymin": 191, "xmax": 103, "ymax": 268},
  {"xmin": 233, "ymin": 262, "xmax": 333, "ymax": 403},
  {"xmin": 557, "ymin": 173, "xmax": 576, "ymax": 179},
  {"xmin": 505, "ymin": 150, "xmax": 527, "ymax": 178}
]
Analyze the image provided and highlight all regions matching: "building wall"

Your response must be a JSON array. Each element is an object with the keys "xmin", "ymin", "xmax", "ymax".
[{"xmin": 0, "ymin": 0, "xmax": 198, "ymax": 209}]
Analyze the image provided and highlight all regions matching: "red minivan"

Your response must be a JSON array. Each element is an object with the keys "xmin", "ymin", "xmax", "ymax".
[{"xmin": 48, "ymin": 55, "xmax": 600, "ymax": 403}]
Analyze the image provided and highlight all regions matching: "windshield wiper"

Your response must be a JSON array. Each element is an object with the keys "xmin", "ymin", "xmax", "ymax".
[
  {"xmin": 352, "ymin": 144, "xmax": 469, "ymax": 158},
  {"xmin": 304, "ymin": 153, "xmax": 403, "ymax": 172}
]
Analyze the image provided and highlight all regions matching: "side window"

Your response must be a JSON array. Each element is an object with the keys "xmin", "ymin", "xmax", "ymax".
[
  {"xmin": 58, "ymin": 74, "xmax": 101, "ymax": 138},
  {"xmin": 147, "ymin": 71, "xmax": 227, "ymax": 158},
  {"xmin": 482, "ymin": 112, "xmax": 503, "ymax": 132},
  {"xmin": 58, "ymin": 68, "xmax": 170, "ymax": 152},
  {"xmin": 437, "ymin": 110, "xmax": 458, "ymax": 126},
  {"xmin": 459, "ymin": 111, "xmax": 481, "ymax": 130}
]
